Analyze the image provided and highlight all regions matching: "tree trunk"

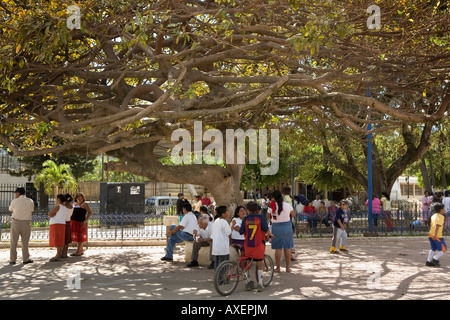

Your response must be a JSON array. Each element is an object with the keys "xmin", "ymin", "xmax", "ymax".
[
  {"xmin": 439, "ymin": 132, "xmax": 448, "ymax": 190},
  {"xmin": 322, "ymin": 123, "xmax": 432, "ymax": 199},
  {"xmin": 105, "ymin": 143, "xmax": 244, "ymax": 213},
  {"xmin": 428, "ymin": 155, "xmax": 437, "ymax": 193},
  {"xmin": 420, "ymin": 156, "xmax": 432, "ymax": 193}
]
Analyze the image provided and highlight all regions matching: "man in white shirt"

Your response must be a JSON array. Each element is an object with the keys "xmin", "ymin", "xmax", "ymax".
[
  {"xmin": 187, "ymin": 215, "xmax": 213, "ymax": 268},
  {"xmin": 161, "ymin": 203, "xmax": 196, "ymax": 261},
  {"xmin": 9, "ymin": 187, "xmax": 34, "ymax": 265}
]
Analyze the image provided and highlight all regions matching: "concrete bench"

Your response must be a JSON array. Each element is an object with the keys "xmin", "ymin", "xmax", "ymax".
[{"xmin": 184, "ymin": 241, "xmax": 277, "ymax": 267}]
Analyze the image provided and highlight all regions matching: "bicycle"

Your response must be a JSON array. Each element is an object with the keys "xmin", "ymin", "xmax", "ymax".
[{"xmin": 213, "ymin": 247, "xmax": 275, "ymax": 296}]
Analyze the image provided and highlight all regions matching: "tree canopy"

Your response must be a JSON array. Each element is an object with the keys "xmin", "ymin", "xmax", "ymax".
[{"xmin": 0, "ymin": 0, "xmax": 448, "ymax": 206}]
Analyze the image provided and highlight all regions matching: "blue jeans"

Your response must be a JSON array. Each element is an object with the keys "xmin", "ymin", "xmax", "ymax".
[{"xmin": 164, "ymin": 224, "xmax": 194, "ymax": 259}]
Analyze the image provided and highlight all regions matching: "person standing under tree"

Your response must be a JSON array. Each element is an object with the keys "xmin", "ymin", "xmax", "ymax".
[
  {"xmin": 330, "ymin": 200, "xmax": 349, "ymax": 254},
  {"xmin": 442, "ymin": 190, "xmax": 450, "ymax": 233},
  {"xmin": 269, "ymin": 190, "xmax": 295, "ymax": 272},
  {"xmin": 8, "ymin": 187, "xmax": 34, "ymax": 265},
  {"xmin": 48, "ymin": 194, "xmax": 69, "ymax": 262},
  {"xmin": 380, "ymin": 192, "xmax": 392, "ymax": 231},
  {"xmin": 422, "ymin": 191, "xmax": 432, "ymax": 226},
  {"xmin": 210, "ymin": 206, "xmax": 231, "ymax": 269},
  {"xmin": 239, "ymin": 201, "xmax": 272, "ymax": 292},
  {"xmin": 70, "ymin": 192, "xmax": 92, "ymax": 256},
  {"xmin": 426, "ymin": 203, "xmax": 446, "ymax": 267}
]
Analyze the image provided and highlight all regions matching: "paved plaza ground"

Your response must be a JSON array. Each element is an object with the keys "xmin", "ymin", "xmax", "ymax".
[{"xmin": 0, "ymin": 236, "xmax": 448, "ymax": 301}]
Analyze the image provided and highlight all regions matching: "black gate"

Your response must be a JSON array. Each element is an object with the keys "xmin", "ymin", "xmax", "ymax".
[{"xmin": 99, "ymin": 182, "xmax": 145, "ymax": 227}]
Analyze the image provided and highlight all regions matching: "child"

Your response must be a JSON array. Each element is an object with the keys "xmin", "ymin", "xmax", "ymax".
[
  {"xmin": 239, "ymin": 201, "xmax": 272, "ymax": 292},
  {"xmin": 318, "ymin": 201, "xmax": 329, "ymax": 227},
  {"xmin": 303, "ymin": 200, "xmax": 317, "ymax": 229},
  {"xmin": 268, "ymin": 193, "xmax": 277, "ymax": 221},
  {"xmin": 330, "ymin": 200, "xmax": 349, "ymax": 254},
  {"xmin": 211, "ymin": 205, "xmax": 232, "ymax": 269},
  {"xmin": 426, "ymin": 203, "xmax": 446, "ymax": 267},
  {"xmin": 230, "ymin": 205, "xmax": 247, "ymax": 257},
  {"xmin": 200, "ymin": 205, "xmax": 213, "ymax": 222}
]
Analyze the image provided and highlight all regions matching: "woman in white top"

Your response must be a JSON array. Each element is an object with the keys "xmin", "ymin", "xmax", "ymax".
[
  {"xmin": 230, "ymin": 205, "xmax": 247, "ymax": 256},
  {"xmin": 193, "ymin": 195, "xmax": 202, "ymax": 213},
  {"xmin": 48, "ymin": 194, "xmax": 69, "ymax": 262},
  {"xmin": 269, "ymin": 190, "xmax": 295, "ymax": 273}
]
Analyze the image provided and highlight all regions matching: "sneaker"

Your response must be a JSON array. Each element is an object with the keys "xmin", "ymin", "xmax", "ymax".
[
  {"xmin": 425, "ymin": 260, "xmax": 435, "ymax": 267},
  {"xmin": 340, "ymin": 247, "xmax": 349, "ymax": 253},
  {"xmin": 432, "ymin": 259, "xmax": 441, "ymax": 267},
  {"xmin": 245, "ymin": 281, "xmax": 255, "ymax": 291},
  {"xmin": 256, "ymin": 284, "xmax": 264, "ymax": 292},
  {"xmin": 330, "ymin": 247, "xmax": 339, "ymax": 254}
]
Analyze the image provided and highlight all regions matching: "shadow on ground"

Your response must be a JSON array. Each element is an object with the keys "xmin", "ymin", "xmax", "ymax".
[{"xmin": 0, "ymin": 237, "xmax": 449, "ymax": 300}]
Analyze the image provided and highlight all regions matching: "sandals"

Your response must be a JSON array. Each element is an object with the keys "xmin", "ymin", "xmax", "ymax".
[
  {"xmin": 70, "ymin": 252, "xmax": 84, "ymax": 256},
  {"xmin": 49, "ymin": 257, "xmax": 60, "ymax": 262}
]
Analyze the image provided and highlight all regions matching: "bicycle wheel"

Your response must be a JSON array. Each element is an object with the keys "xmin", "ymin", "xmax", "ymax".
[
  {"xmin": 255, "ymin": 254, "xmax": 274, "ymax": 288},
  {"xmin": 214, "ymin": 260, "xmax": 240, "ymax": 296}
]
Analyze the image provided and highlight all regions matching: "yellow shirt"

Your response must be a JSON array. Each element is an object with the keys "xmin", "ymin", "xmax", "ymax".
[{"xmin": 429, "ymin": 213, "xmax": 445, "ymax": 239}]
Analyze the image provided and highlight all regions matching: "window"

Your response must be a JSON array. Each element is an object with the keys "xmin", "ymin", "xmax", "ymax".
[
  {"xmin": 415, "ymin": 185, "xmax": 424, "ymax": 196},
  {"xmin": 401, "ymin": 184, "xmax": 414, "ymax": 197}
]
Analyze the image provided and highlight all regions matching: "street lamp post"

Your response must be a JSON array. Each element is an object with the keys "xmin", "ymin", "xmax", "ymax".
[
  {"xmin": 406, "ymin": 176, "xmax": 410, "ymax": 199},
  {"xmin": 288, "ymin": 161, "xmax": 298, "ymax": 207}
]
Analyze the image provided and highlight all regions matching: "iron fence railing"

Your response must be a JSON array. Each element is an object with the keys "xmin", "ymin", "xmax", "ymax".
[
  {"xmin": 0, "ymin": 205, "xmax": 178, "ymax": 242},
  {"xmin": 1, "ymin": 200, "xmax": 448, "ymax": 242},
  {"xmin": 293, "ymin": 201, "xmax": 450, "ymax": 237}
]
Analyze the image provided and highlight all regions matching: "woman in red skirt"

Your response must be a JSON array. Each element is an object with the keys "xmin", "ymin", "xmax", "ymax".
[
  {"xmin": 62, "ymin": 194, "xmax": 74, "ymax": 258},
  {"xmin": 70, "ymin": 192, "xmax": 92, "ymax": 256},
  {"xmin": 48, "ymin": 194, "xmax": 69, "ymax": 262}
]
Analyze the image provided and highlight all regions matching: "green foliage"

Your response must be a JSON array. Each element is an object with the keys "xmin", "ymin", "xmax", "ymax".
[
  {"xmin": 33, "ymin": 159, "xmax": 77, "ymax": 195},
  {"xmin": 9, "ymin": 153, "xmax": 97, "ymax": 181}
]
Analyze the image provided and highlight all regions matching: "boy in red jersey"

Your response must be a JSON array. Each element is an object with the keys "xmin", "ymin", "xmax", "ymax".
[{"xmin": 239, "ymin": 201, "xmax": 272, "ymax": 292}]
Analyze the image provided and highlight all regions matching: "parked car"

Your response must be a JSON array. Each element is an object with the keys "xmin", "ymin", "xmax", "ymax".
[{"xmin": 145, "ymin": 196, "xmax": 178, "ymax": 216}]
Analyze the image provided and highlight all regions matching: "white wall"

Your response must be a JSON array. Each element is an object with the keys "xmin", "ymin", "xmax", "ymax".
[{"xmin": 0, "ymin": 173, "xmax": 31, "ymax": 185}]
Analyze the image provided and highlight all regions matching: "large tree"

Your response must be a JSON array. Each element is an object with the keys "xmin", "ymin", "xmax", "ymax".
[{"xmin": 0, "ymin": 0, "xmax": 448, "ymax": 209}]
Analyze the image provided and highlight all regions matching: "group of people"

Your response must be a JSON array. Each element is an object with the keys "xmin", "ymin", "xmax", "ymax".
[
  {"xmin": 8, "ymin": 184, "xmax": 448, "ymax": 274},
  {"xmin": 161, "ymin": 188, "xmax": 353, "ymax": 290},
  {"xmin": 422, "ymin": 190, "xmax": 450, "ymax": 231},
  {"xmin": 161, "ymin": 199, "xmax": 276, "ymax": 292},
  {"xmin": 176, "ymin": 192, "xmax": 212, "ymax": 216},
  {"xmin": 8, "ymin": 187, "xmax": 91, "ymax": 264},
  {"xmin": 364, "ymin": 192, "xmax": 393, "ymax": 232}
]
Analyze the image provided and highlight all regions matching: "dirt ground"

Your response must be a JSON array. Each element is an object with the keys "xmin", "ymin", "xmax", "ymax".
[{"xmin": 0, "ymin": 236, "xmax": 449, "ymax": 301}]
